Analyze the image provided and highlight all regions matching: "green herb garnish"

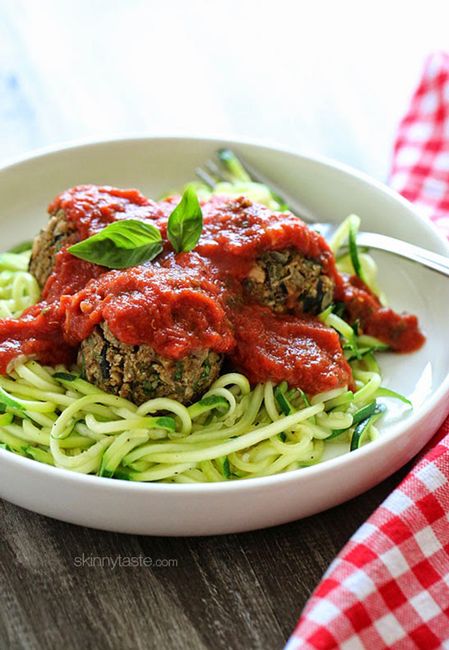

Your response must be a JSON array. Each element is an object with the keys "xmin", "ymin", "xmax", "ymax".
[
  {"xmin": 68, "ymin": 219, "xmax": 163, "ymax": 269},
  {"xmin": 167, "ymin": 185, "xmax": 203, "ymax": 253}
]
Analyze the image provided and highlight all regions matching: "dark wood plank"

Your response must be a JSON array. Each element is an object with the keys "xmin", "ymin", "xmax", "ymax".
[{"xmin": 0, "ymin": 464, "xmax": 410, "ymax": 650}]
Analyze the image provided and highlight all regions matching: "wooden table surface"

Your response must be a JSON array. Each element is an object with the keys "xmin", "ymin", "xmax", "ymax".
[
  {"xmin": 1, "ymin": 466, "xmax": 411, "ymax": 650},
  {"xmin": 0, "ymin": 2, "xmax": 446, "ymax": 648}
]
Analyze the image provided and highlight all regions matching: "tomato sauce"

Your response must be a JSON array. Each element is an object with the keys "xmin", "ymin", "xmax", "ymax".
[
  {"xmin": 197, "ymin": 196, "xmax": 342, "ymax": 286},
  {"xmin": 337, "ymin": 276, "xmax": 425, "ymax": 352},
  {"xmin": 0, "ymin": 303, "xmax": 74, "ymax": 372},
  {"xmin": 63, "ymin": 253, "xmax": 235, "ymax": 359},
  {"xmin": 49, "ymin": 185, "xmax": 165, "ymax": 239},
  {"xmin": 230, "ymin": 305, "xmax": 352, "ymax": 394},
  {"xmin": 43, "ymin": 251, "xmax": 105, "ymax": 302},
  {"xmin": 0, "ymin": 186, "xmax": 425, "ymax": 394}
]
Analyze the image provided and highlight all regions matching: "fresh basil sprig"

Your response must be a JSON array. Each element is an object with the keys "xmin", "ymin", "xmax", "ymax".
[
  {"xmin": 167, "ymin": 185, "xmax": 203, "ymax": 253},
  {"xmin": 68, "ymin": 219, "xmax": 163, "ymax": 269},
  {"xmin": 67, "ymin": 186, "xmax": 203, "ymax": 268}
]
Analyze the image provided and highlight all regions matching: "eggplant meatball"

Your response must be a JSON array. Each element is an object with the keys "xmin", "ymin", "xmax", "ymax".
[
  {"xmin": 29, "ymin": 209, "xmax": 78, "ymax": 287},
  {"xmin": 78, "ymin": 323, "xmax": 223, "ymax": 405},
  {"xmin": 29, "ymin": 185, "xmax": 166, "ymax": 288},
  {"xmin": 199, "ymin": 197, "xmax": 336, "ymax": 315},
  {"xmin": 243, "ymin": 248, "xmax": 334, "ymax": 315}
]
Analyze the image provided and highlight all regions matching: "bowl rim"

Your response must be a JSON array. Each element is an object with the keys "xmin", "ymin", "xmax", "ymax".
[{"xmin": 1, "ymin": 133, "xmax": 448, "ymax": 495}]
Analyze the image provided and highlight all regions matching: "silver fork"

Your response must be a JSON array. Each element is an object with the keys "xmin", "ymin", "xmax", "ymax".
[{"xmin": 196, "ymin": 150, "xmax": 449, "ymax": 278}]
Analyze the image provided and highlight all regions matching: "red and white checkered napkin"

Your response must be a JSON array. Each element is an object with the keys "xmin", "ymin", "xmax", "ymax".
[{"xmin": 286, "ymin": 52, "xmax": 449, "ymax": 650}]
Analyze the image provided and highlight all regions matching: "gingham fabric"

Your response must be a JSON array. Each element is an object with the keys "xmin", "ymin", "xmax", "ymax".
[
  {"xmin": 286, "ymin": 52, "xmax": 449, "ymax": 650},
  {"xmin": 390, "ymin": 51, "xmax": 449, "ymax": 234}
]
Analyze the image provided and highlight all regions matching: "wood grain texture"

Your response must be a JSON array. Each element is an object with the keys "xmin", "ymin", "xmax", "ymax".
[{"xmin": 0, "ymin": 464, "xmax": 411, "ymax": 650}]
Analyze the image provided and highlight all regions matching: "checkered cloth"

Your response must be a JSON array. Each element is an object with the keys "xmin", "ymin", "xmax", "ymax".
[
  {"xmin": 286, "ymin": 52, "xmax": 449, "ymax": 650},
  {"xmin": 391, "ymin": 51, "xmax": 449, "ymax": 234}
]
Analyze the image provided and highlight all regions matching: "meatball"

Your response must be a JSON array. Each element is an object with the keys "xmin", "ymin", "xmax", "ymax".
[
  {"xmin": 29, "ymin": 185, "xmax": 166, "ymax": 288},
  {"xmin": 29, "ymin": 209, "xmax": 78, "ymax": 287},
  {"xmin": 78, "ymin": 323, "xmax": 223, "ymax": 405},
  {"xmin": 243, "ymin": 248, "xmax": 334, "ymax": 315},
  {"xmin": 198, "ymin": 197, "xmax": 337, "ymax": 315}
]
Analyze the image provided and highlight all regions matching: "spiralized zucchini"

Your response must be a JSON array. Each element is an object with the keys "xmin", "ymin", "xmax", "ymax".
[
  {"xmin": 0, "ymin": 355, "xmax": 393, "ymax": 481},
  {"xmin": 0, "ymin": 214, "xmax": 411, "ymax": 481},
  {"xmin": 330, "ymin": 214, "xmax": 387, "ymax": 304},
  {"xmin": 0, "ymin": 249, "xmax": 40, "ymax": 318}
]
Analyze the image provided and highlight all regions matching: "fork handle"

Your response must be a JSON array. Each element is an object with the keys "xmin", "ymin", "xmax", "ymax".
[
  {"xmin": 357, "ymin": 231, "xmax": 449, "ymax": 278},
  {"xmin": 227, "ymin": 151, "xmax": 449, "ymax": 277}
]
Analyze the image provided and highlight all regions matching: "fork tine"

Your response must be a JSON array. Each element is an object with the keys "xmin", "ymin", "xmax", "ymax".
[
  {"xmin": 195, "ymin": 167, "xmax": 216, "ymax": 189},
  {"xmin": 205, "ymin": 159, "xmax": 228, "ymax": 182},
  {"xmin": 225, "ymin": 150, "xmax": 319, "ymax": 224}
]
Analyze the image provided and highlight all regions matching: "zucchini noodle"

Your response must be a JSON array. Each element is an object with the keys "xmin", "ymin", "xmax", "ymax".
[
  {"xmin": 0, "ymin": 217, "xmax": 412, "ymax": 482},
  {"xmin": 0, "ymin": 250, "xmax": 40, "ymax": 318},
  {"xmin": 0, "ymin": 357, "xmax": 387, "ymax": 481}
]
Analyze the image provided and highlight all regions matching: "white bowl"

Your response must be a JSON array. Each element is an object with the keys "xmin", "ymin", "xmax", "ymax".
[{"xmin": 0, "ymin": 136, "xmax": 448, "ymax": 536}]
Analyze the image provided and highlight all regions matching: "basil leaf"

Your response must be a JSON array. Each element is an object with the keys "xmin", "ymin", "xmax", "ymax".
[
  {"xmin": 68, "ymin": 219, "xmax": 163, "ymax": 269},
  {"xmin": 167, "ymin": 185, "xmax": 203, "ymax": 253}
]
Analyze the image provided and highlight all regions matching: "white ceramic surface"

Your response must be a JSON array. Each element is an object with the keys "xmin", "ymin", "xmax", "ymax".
[{"xmin": 0, "ymin": 137, "xmax": 448, "ymax": 536}]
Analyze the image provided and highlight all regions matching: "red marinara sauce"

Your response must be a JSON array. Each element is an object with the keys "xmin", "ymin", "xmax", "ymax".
[
  {"xmin": 62, "ymin": 252, "xmax": 235, "ymax": 359},
  {"xmin": 338, "ymin": 275, "xmax": 425, "ymax": 352},
  {"xmin": 0, "ymin": 303, "xmax": 73, "ymax": 373},
  {"xmin": 49, "ymin": 185, "xmax": 166, "ymax": 239},
  {"xmin": 197, "ymin": 196, "xmax": 342, "ymax": 287},
  {"xmin": 230, "ymin": 305, "xmax": 352, "ymax": 394},
  {"xmin": 0, "ymin": 185, "xmax": 168, "ymax": 373},
  {"xmin": 0, "ymin": 187, "xmax": 425, "ymax": 396}
]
